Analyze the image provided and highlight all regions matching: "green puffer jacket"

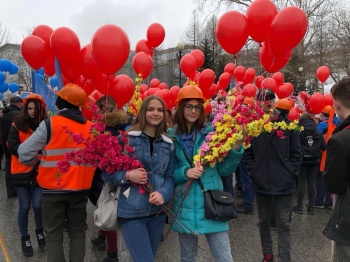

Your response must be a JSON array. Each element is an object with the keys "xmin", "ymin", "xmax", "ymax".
[{"xmin": 168, "ymin": 124, "xmax": 244, "ymax": 235}]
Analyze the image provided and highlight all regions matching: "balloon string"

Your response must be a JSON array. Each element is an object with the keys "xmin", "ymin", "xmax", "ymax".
[{"xmin": 104, "ymin": 75, "xmax": 110, "ymax": 123}]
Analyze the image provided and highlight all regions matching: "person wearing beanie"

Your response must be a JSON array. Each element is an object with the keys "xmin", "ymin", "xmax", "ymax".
[
  {"xmin": 17, "ymin": 84, "xmax": 96, "ymax": 262},
  {"xmin": 243, "ymin": 89, "xmax": 303, "ymax": 262}
]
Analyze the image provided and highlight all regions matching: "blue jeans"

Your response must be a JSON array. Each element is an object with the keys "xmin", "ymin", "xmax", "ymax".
[
  {"xmin": 315, "ymin": 171, "xmax": 332, "ymax": 207},
  {"xmin": 256, "ymin": 193, "xmax": 292, "ymax": 262},
  {"xmin": 221, "ymin": 174, "xmax": 234, "ymax": 197},
  {"xmin": 236, "ymin": 161, "xmax": 254, "ymax": 209},
  {"xmin": 121, "ymin": 213, "xmax": 166, "ymax": 262},
  {"xmin": 16, "ymin": 185, "xmax": 43, "ymax": 237},
  {"xmin": 178, "ymin": 231, "xmax": 233, "ymax": 262}
]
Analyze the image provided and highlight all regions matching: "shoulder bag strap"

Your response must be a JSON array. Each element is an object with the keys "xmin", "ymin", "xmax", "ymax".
[{"xmin": 181, "ymin": 147, "xmax": 206, "ymax": 192}]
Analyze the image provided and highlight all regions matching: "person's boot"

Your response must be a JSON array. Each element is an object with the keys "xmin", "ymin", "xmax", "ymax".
[
  {"xmin": 21, "ymin": 235, "xmax": 33, "ymax": 257},
  {"xmin": 102, "ymin": 251, "xmax": 119, "ymax": 262},
  {"xmin": 91, "ymin": 236, "xmax": 106, "ymax": 251},
  {"xmin": 262, "ymin": 253, "xmax": 274, "ymax": 262},
  {"xmin": 36, "ymin": 229, "xmax": 46, "ymax": 250}
]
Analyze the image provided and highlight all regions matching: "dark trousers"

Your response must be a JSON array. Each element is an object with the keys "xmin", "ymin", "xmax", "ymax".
[
  {"xmin": 256, "ymin": 193, "xmax": 292, "ymax": 262},
  {"xmin": 5, "ymin": 152, "xmax": 16, "ymax": 197},
  {"xmin": 42, "ymin": 192, "xmax": 88, "ymax": 262},
  {"xmin": 315, "ymin": 170, "xmax": 332, "ymax": 207},
  {"xmin": 221, "ymin": 174, "xmax": 234, "ymax": 197},
  {"xmin": 296, "ymin": 164, "xmax": 319, "ymax": 208},
  {"xmin": 236, "ymin": 161, "xmax": 254, "ymax": 209}
]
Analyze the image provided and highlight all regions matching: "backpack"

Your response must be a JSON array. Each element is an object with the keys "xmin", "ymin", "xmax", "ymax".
[{"xmin": 300, "ymin": 131, "xmax": 322, "ymax": 162}]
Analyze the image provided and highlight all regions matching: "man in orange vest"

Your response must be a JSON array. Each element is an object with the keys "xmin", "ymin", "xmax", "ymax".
[{"xmin": 18, "ymin": 84, "xmax": 95, "ymax": 262}]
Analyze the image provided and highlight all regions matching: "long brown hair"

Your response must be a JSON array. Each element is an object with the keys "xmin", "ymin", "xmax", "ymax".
[
  {"xmin": 13, "ymin": 98, "xmax": 47, "ymax": 132},
  {"xmin": 128, "ymin": 95, "xmax": 168, "ymax": 138},
  {"xmin": 175, "ymin": 98, "xmax": 206, "ymax": 135}
]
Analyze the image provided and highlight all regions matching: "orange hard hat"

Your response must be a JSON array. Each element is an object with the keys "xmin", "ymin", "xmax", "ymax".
[
  {"xmin": 58, "ymin": 83, "xmax": 87, "ymax": 107},
  {"xmin": 175, "ymin": 85, "xmax": 204, "ymax": 106},
  {"xmin": 322, "ymin": 105, "xmax": 332, "ymax": 114},
  {"xmin": 275, "ymin": 98, "xmax": 293, "ymax": 111},
  {"xmin": 23, "ymin": 93, "xmax": 46, "ymax": 107}
]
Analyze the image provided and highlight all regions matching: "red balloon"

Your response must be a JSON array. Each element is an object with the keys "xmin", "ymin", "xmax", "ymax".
[
  {"xmin": 135, "ymin": 39, "xmax": 153, "ymax": 56},
  {"xmin": 139, "ymin": 84, "xmax": 148, "ymax": 94},
  {"xmin": 272, "ymin": 72, "xmax": 284, "ymax": 86},
  {"xmin": 216, "ymin": 11, "xmax": 249, "ymax": 55},
  {"xmin": 32, "ymin": 25, "xmax": 53, "ymax": 44},
  {"xmin": 180, "ymin": 54, "xmax": 196, "ymax": 78},
  {"xmin": 159, "ymin": 83, "xmax": 168, "ymax": 90},
  {"xmin": 192, "ymin": 71, "xmax": 201, "ymax": 84},
  {"xmin": 190, "ymin": 49, "xmax": 205, "ymax": 69},
  {"xmin": 132, "ymin": 52, "xmax": 153, "ymax": 79},
  {"xmin": 316, "ymin": 66, "xmax": 330, "ymax": 82},
  {"xmin": 255, "ymin": 75, "xmax": 264, "ymax": 89},
  {"xmin": 61, "ymin": 60, "xmax": 82, "ymax": 82},
  {"xmin": 219, "ymin": 72, "xmax": 231, "ymax": 89},
  {"xmin": 147, "ymin": 87, "xmax": 160, "ymax": 96},
  {"xmin": 205, "ymin": 103, "xmax": 212, "ymax": 114},
  {"xmin": 224, "ymin": 63, "xmax": 236, "ymax": 75},
  {"xmin": 146, "ymin": 23, "xmax": 165, "ymax": 48},
  {"xmin": 43, "ymin": 51, "xmax": 55, "ymax": 76},
  {"xmin": 245, "ymin": 68, "xmax": 256, "ymax": 84},
  {"xmin": 80, "ymin": 44, "xmax": 101, "ymax": 80},
  {"xmin": 91, "ymin": 24, "xmax": 130, "ymax": 75},
  {"xmin": 261, "ymin": 78, "xmax": 277, "ymax": 93},
  {"xmin": 276, "ymin": 83, "xmax": 293, "ymax": 99},
  {"xmin": 91, "ymin": 73, "xmax": 116, "ymax": 94},
  {"xmin": 21, "ymin": 35, "xmax": 47, "ymax": 70},
  {"xmin": 288, "ymin": 108, "xmax": 299, "ymax": 121},
  {"xmin": 324, "ymin": 93, "xmax": 333, "ymax": 106},
  {"xmin": 202, "ymin": 83, "xmax": 217, "ymax": 99},
  {"xmin": 268, "ymin": 6, "xmax": 308, "ymax": 56},
  {"xmin": 51, "ymin": 27, "xmax": 81, "ymax": 66},
  {"xmin": 246, "ymin": 0, "xmax": 278, "ymax": 43},
  {"xmin": 259, "ymin": 41, "xmax": 292, "ymax": 73},
  {"xmin": 198, "ymin": 69, "xmax": 216, "ymax": 92},
  {"xmin": 169, "ymin": 86, "xmax": 181, "ymax": 104},
  {"xmin": 109, "ymin": 74, "xmax": 135, "ymax": 109},
  {"xmin": 234, "ymin": 66, "xmax": 246, "ymax": 81},
  {"xmin": 150, "ymin": 78, "xmax": 160, "ymax": 88},
  {"xmin": 309, "ymin": 93, "xmax": 325, "ymax": 114},
  {"xmin": 242, "ymin": 84, "xmax": 257, "ymax": 98},
  {"xmin": 83, "ymin": 79, "xmax": 95, "ymax": 95}
]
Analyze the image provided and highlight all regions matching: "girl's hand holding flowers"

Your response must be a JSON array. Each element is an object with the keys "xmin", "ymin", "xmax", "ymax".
[
  {"xmin": 149, "ymin": 192, "xmax": 164, "ymax": 206},
  {"xmin": 186, "ymin": 166, "xmax": 204, "ymax": 180},
  {"xmin": 127, "ymin": 167, "xmax": 148, "ymax": 184}
]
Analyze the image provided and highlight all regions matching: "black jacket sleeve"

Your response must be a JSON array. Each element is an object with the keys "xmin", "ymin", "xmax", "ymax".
[
  {"xmin": 8, "ymin": 125, "xmax": 21, "ymax": 157},
  {"xmin": 324, "ymin": 137, "xmax": 347, "ymax": 195}
]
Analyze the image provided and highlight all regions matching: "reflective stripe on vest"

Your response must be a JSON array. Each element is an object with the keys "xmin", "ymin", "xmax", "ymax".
[
  {"xmin": 37, "ymin": 116, "xmax": 95, "ymax": 190},
  {"xmin": 11, "ymin": 129, "xmax": 34, "ymax": 175}
]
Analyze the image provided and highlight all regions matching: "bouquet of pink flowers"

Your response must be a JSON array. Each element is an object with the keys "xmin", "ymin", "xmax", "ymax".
[{"xmin": 56, "ymin": 104, "xmax": 151, "ymax": 193}]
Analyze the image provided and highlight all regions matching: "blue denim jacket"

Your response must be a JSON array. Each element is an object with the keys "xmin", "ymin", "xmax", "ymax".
[{"xmin": 102, "ymin": 131, "xmax": 175, "ymax": 218}]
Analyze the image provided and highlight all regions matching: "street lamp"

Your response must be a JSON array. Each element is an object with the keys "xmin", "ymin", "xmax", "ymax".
[
  {"xmin": 176, "ymin": 42, "xmax": 185, "ymax": 87},
  {"xmin": 298, "ymin": 67, "xmax": 303, "ymax": 91}
]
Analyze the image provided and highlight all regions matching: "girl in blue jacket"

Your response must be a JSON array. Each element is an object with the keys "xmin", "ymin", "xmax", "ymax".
[
  {"xmin": 168, "ymin": 85, "xmax": 244, "ymax": 262},
  {"xmin": 102, "ymin": 95, "xmax": 174, "ymax": 262}
]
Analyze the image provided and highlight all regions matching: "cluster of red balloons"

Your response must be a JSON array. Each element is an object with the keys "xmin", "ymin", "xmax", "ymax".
[
  {"xmin": 216, "ymin": 0, "xmax": 308, "ymax": 73},
  {"xmin": 132, "ymin": 23, "xmax": 166, "ymax": 79},
  {"xmin": 298, "ymin": 91, "xmax": 333, "ymax": 115}
]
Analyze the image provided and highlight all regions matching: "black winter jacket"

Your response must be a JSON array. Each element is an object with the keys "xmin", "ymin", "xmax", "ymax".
[
  {"xmin": 243, "ymin": 110, "xmax": 303, "ymax": 195},
  {"xmin": 1, "ymin": 105, "xmax": 21, "ymax": 154},
  {"xmin": 323, "ymin": 115, "xmax": 350, "ymax": 245}
]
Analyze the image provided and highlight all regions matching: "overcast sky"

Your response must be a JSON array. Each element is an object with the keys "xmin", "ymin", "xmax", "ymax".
[{"xmin": 0, "ymin": 0, "xmax": 198, "ymax": 50}]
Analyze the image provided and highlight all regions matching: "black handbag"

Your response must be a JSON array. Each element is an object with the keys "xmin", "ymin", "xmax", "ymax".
[{"xmin": 198, "ymin": 178, "xmax": 237, "ymax": 221}]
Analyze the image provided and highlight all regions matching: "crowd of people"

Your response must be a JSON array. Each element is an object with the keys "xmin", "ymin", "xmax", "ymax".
[{"xmin": 1, "ymin": 77, "xmax": 350, "ymax": 262}]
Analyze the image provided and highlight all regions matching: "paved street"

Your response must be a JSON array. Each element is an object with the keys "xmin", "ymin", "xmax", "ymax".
[{"xmin": 0, "ymin": 171, "xmax": 333, "ymax": 262}]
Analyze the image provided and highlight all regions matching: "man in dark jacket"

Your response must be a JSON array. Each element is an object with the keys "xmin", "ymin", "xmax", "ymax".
[
  {"xmin": 1, "ymin": 96, "xmax": 23, "ymax": 197},
  {"xmin": 243, "ymin": 89, "xmax": 303, "ymax": 262},
  {"xmin": 323, "ymin": 77, "xmax": 350, "ymax": 261}
]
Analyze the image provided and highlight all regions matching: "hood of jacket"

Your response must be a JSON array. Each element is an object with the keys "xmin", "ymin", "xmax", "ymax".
[
  {"xmin": 105, "ymin": 110, "xmax": 129, "ymax": 128},
  {"xmin": 300, "ymin": 118, "xmax": 317, "ymax": 132}
]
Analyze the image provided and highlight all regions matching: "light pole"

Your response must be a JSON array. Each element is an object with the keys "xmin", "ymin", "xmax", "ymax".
[
  {"xmin": 176, "ymin": 42, "xmax": 185, "ymax": 87},
  {"xmin": 298, "ymin": 67, "xmax": 303, "ymax": 91}
]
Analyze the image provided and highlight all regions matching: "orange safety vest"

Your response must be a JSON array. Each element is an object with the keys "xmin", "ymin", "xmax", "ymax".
[
  {"xmin": 37, "ymin": 116, "xmax": 95, "ymax": 190},
  {"xmin": 11, "ymin": 128, "xmax": 33, "ymax": 175},
  {"xmin": 320, "ymin": 107, "xmax": 335, "ymax": 172}
]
